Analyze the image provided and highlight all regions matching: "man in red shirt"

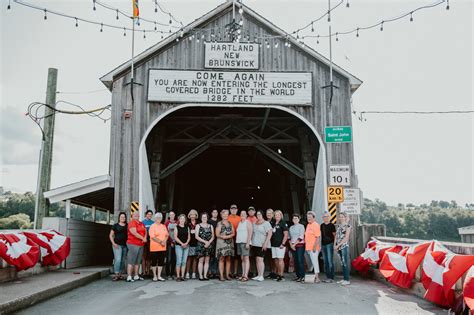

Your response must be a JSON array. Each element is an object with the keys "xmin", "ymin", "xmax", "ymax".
[
  {"xmin": 126, "ymin": 211, "xmax": 147, "ymax": 282},
  {"xmin": 228, "ymin": 204, "xmax": 241, "ymax": 277},
  {"xmin": 247, "ymin": 206, "xmax": 257, "ymax": 223}
]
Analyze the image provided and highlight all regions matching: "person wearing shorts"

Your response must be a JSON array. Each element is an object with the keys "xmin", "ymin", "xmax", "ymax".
[
  {"xmin": 141, "ymin": 210, "xmax": 154, "ymax": 278},
  {"xmin": 270, "ymin": 210, "xmax": 289, "ymax": 282},
  {"xmin": 126, "ymin": 211, "xmax": 147, "ymax": 282},
  {"xmin": 236, "ymin": 210, "xmax": 253, "ymax": 282},
  {"xmin": 251, "ymin": 210, "xmax": 272, "ymax": 281},
  {"xmin": 149, "ymin": 212, "xmax": 168, "ymax": 282}
]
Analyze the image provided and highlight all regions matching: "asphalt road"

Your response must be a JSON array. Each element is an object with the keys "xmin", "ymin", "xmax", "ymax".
[{"xmin": 18, "ymin": 276, "xmax": 444, "ymax": 315}]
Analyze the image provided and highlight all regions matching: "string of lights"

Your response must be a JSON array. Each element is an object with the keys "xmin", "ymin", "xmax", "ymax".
[
  {"xmin": 299, "ymin": 0, "xmax": 449, "ymax": 42},
  {"xmin": 153, "ymin": 0, "xmax": 184, "ymax": 26},
  {"xmin": 93, "ymin": 0, "xmax": 181, "ymax": 30},
  {"xmin": 8, "ymin": 0, "xmax": 450, "ymax": 47},
  {"xmin": 26, "ymin": 101, "xmax": 112, "ymax": 139}
]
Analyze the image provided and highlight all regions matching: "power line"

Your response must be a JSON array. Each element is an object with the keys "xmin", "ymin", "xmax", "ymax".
[
  {"xmin": 353, "ymin": 108, "xmax": 473, "ymax": 122},
  {"xmin": 56, "ymin": 88, "xmax": 108, "ymax": 95}
]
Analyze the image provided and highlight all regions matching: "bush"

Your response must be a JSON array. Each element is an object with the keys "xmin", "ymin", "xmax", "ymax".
[{"xmin": 0, "ymin": 213, "xmax": 33, "ymax": 229}]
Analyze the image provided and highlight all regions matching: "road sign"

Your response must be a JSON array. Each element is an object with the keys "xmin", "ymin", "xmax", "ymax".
[
  {"xmin": 327, "ymin": 186, "xmax": 344, "ymax": 203},
  {"xmin": 329, "ymin": 165, "xmax": 351, "ymax": 186},
  {"xmin": 130, "ymin": 201, "xmax": 140, "ymax": 214},
  {"xmin": 340, "ymin": 189, "xmax": 361, "ymax": 214},
  {"xmin": 325, "ymin": 126, "xmax": 352, "ymax": 143}
]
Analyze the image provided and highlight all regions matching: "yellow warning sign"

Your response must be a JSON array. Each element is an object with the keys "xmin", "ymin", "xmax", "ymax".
[
  {"xmin": 130, "ymin": 201, "xmax": 140, "ymax": 214},
  {"xmin": 328, "ymin": 202, "xmax": 337, "ymax": 224},
  {"xmin": 327, "ymin": 186, "xmax": 344, "ymax": 203}
]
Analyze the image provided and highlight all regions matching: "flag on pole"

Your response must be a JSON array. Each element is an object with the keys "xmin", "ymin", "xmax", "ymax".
[{"xmin": 132, "ymin": 0, "xmax": 139, "ymax": 18}]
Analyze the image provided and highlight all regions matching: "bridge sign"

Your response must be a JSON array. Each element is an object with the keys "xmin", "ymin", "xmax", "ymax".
[
  {"xmin": 329, "ymin": 165, "xmax": 351, "ymax": 186},
  {"xmin": 325, "ymin": 126, "xmax": 352, "ymax": 143}
]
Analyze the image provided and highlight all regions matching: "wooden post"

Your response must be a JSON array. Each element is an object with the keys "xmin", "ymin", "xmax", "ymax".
[
  {"xmin": 91, "ymin": 206, "xmax": 96, "ymax": 222},
  {"xmin": 106, "ymin": 210, "xmax": 111, "ymax": 224},
  {"xmin": 34, "ymin": 68, "xmax": 58, "ymax": 229},
  {"xmin": 65, "ymin": 199, "xmax": 71, "ymax": 219}
]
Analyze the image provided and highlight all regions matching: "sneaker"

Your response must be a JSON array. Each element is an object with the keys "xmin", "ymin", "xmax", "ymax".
[
  {"xmin": 158, "ymin": 277, "xmax": 166, "ymax": 281},
  {"xmin": 341, "ymin": 280, "xmax": 351, "ymax": 286},
  {"xmin": 252, "ymin": 276, "xmax": 261, "ymax": 281},
  {"xmin": 152, "ymin": 277, "xmax": 158, "ymax": 282},
  {"xmin": 167, "ymin": 276, "xmax": 173, "ymax": 280},
  {"xmin": 134, "ymin": 275, "xmax": 144, "ymax": 281},
  {"xmin": 257, "ymin": 276, "xmax": 264, "ymax": 282},
  {"xmin": 336, "ymin": 280, "xmax": 344, "ymax": 284},
  {"xmin": 322, "ymin": 279, "xmax": 334, "ymax": 283},
  {"xmin": 191, "ymin": 273, "xmax": 196, "ymax": 279},
  {"xmin": 185, "ymin": 273, "xmax": 190, "ymax": 279},
  {"xmin": 126, "ymin": 276, "xmax": 134, "ymax": 282}
]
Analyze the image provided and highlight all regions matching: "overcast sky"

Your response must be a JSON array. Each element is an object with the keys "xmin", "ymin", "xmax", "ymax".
[{"xmin": 0, "ymin": 0, "xmax": 472, "ymax": 206}]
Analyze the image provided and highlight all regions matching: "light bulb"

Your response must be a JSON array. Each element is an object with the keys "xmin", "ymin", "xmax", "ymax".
[
  {"xmin": 239, "ymin": 7, "xmax": 243, "ymax": 14},
  {"xmin": 75, "ymin": 18, "xmax": 78, "ymax": 27}
]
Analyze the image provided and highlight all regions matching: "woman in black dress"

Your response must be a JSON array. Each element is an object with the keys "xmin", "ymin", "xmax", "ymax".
[{"xmin": 195, "ymin": 212, "xmax": 215, "ymax": 280}]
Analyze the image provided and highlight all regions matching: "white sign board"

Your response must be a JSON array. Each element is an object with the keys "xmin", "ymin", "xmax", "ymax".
[
  {"xmin": 148, "ymin": 69, "xmax": 313, "ymax": 106},
  {"xmin": 329, "ymin": 165, "xmax": 351, "ymax": 186},
  {"xmin": 205, "ymin": 42, "xmax": 259, "ymax": 69},
  {"xmin": 340, "ymin": 188, "xmax": 361, "ymax": 214}
]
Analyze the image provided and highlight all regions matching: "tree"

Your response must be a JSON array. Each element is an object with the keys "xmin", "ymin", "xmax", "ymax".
[
  {"xmin": 439, "ymin": 200, "xmax": 450, "ymax": 209},
  {"xmin": 450, "ymin": 200, "xmax": 458, "ymax": 208}
]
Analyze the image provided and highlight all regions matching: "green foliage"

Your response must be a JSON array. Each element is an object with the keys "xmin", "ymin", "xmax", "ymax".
[
  {"xmin": 0, "ymin": 213, "xmax": 33, "ymax": 229},
  {"xmin": 361, "ymin": 199, "xmax": 474, "ymax": 242}
]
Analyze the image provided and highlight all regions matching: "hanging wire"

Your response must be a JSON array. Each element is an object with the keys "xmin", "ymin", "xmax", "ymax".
[
  {"xmin": 353, "ymin": 109, "xmax": 474, "ymax": 122},
  {"xmin": 26, "ymin": 101, "xmax": 112, "ymax": 139}
]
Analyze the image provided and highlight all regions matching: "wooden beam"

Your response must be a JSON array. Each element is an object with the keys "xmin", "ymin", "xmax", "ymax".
[
  {"xmin": 259, "ymin": 108, "xmax": 271, "ymax": 136},
  {"xmin": 255, "ymin": 144, "xmax": 305, "ymax": 179},
  {"xmin": 164, "ymin": 139, "xmax": 298, "ymax": 145},
  {"xmin": 159, "ymin": 125, "xmax": 231, "ymax": 179}
]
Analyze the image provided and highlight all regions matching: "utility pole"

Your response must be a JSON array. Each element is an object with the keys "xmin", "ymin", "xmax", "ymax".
[{"xmin": 34, "ymin": 68, "xmax": 58, "ymax": 229}]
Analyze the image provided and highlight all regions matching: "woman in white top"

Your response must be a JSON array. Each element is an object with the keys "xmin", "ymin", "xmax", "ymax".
[
  {"xmin": 251, "ymin": 211, "xmax": 272, "ymax": 282},
  {"xmin": 236, "ymin": 210, "xmax": 253, "ymax": 282}
]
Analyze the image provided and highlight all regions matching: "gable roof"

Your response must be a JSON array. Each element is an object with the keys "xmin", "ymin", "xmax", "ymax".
[{"xmin": 100, "ymin": 1, "xmax": 362, "ymax": 92}]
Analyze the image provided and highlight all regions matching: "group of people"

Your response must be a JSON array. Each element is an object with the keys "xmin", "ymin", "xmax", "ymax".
[{"xmin": 109, "ymin": 205, "xmax": 352, "ymax": 285}]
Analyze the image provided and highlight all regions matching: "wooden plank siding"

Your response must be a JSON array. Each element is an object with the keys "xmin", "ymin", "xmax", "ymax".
[{"xmin": 108, "ymin": 4, "xmax": 359, "ymax": 248}]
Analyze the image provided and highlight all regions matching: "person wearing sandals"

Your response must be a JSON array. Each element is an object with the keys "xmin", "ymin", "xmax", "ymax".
[
  {"xmin": 304, "ymin": 211, "xmax": 321, "ymax": 283},
  {"xmin": 215, "ymin": 209, "xmax": 235, "ymax": 281},
  {"xmin": 109, "ymin": 212, "xmax": 128, "ymax": 281},
  {"xmin": 335, "ymin": 212, "xmax": 352, "ymax": 286},
  {"xmin": 186, "ymin": 209, "xmax": 199, "ymax": 279},
  {"xmin": 149, "ymin": 212, "xmax": 168, "ymax": 282},
  {"xmin": 289, "ymin": 214, "xmax": 305, "ymax": 282},
  {"xmin": 236, "ymin": 210, "xmax": 253, "ymax": 282},
  {"xmin": 251, "ymin": 210, "xmax": 272, "ymax": 282},
  {"xmin": 195, "ymin": 212, "xmax": 214, "ymax": 281},
  {"xmin": 174, "ymin": 214, "xmax": 190, "ymax": 282},
  {"xmin": 126, "ymin": 211, "xmax": 147, "ymax": 282}
]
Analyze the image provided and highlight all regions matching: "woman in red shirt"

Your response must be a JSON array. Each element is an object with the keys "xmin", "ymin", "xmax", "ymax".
[{"xmin": 126, "ymin": 211, "xmax": 147, "ymax": 282}]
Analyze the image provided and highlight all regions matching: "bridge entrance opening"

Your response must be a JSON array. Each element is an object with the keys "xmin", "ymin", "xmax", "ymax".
[{"xmin": 144, "ymin": 107, "xmax": 321, "ymax": 218}]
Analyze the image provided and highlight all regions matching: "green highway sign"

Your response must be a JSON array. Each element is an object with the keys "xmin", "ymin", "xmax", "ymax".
[{"xmin": 325, "ymin": 126, "xmax": 352, "ymax": 143}]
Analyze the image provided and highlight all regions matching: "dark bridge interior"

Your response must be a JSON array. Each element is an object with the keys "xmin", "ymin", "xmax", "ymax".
[{"xmin": 145, "ymin": 107, "xmax": 319, "ymax": 218}]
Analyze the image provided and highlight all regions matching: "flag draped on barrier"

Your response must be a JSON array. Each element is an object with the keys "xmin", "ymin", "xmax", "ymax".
[
  {"xmin": 0, "ymin": 232, "xmax": 40, "ymax": 271},
  {"xmin": 353, "ymin": 238, "xmax": 474, "ymax": 311},
  {"xmin": 23, "ymin": 230, "xmax": 70, "ymax": 266},
  {"xmin": 0, "ymin": 230, "xmax": 70, "ymax": 270}
]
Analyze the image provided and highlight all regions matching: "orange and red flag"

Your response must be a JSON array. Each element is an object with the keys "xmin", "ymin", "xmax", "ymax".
[{"xmin": 132, "ymin": 0, "xmax": 139, "ymax": 18}]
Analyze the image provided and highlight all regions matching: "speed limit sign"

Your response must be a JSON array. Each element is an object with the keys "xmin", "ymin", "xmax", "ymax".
[
  {"xmin": 329, "ymin": 165, "xmax": 351, "ymax": 186},
  {"xmin": 327, "ymin": 186, "xmax": 344, "ymax": 203}
]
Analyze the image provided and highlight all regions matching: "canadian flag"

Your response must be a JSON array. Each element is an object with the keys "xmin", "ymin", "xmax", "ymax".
[
  {"xmin": 378, "ymin": 244, "xmax": 406, "ymax": 279},
  {"xmin": 379, "ymin": 241, "xmax": 431, "ymax": 288},
  {"xmin": 0, "ymin": 232, "xmax": 40, "ymax": 271},
  {"xmin": 422, "ymin": 241, "xmax": 474, "ymax": 307},
  {"xmin": 23, "ymin": 230, "xmax": 70, "ymax": 266},
  {"xmin": 464, "ymin": 266, "xmax": 474, "ymax": 313},
  {"xmin": 352, "ymin": 239, "xmax": 395, "ymax": 275}
]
